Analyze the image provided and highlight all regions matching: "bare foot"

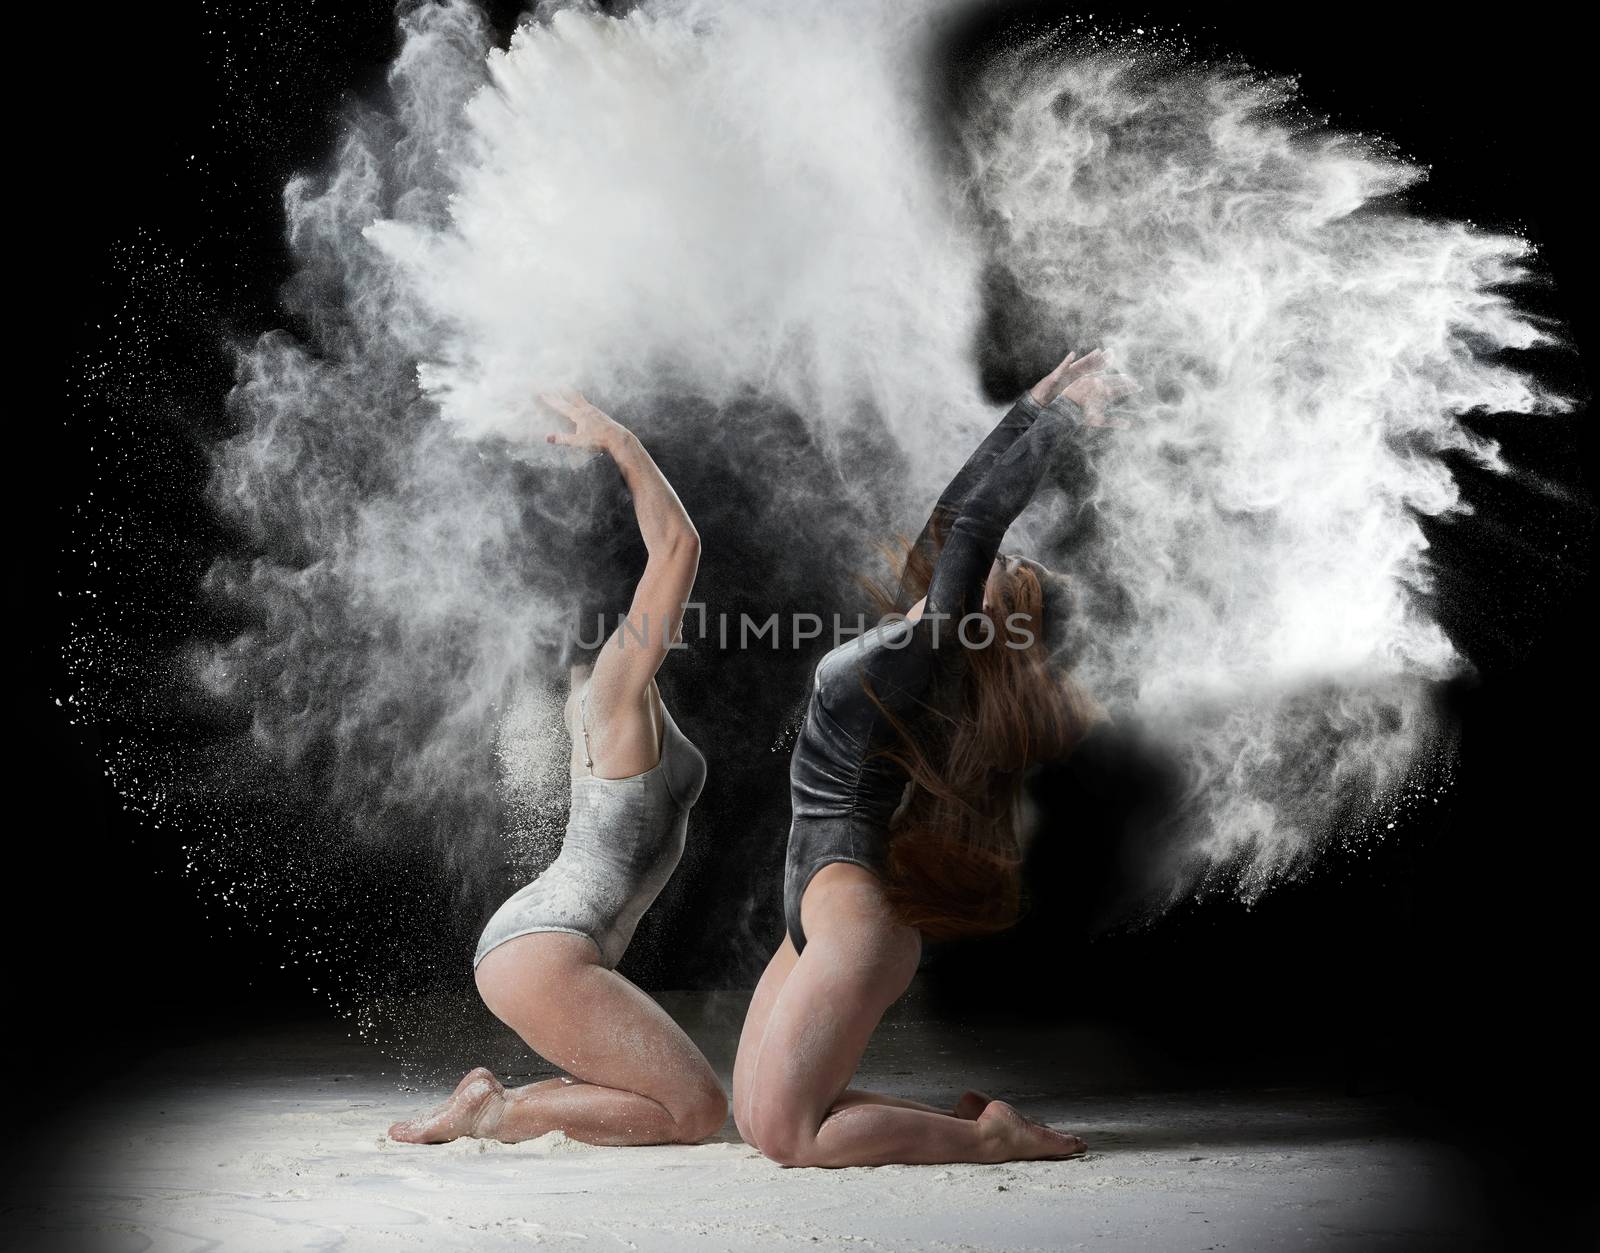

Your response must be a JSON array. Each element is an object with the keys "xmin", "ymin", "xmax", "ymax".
[
  {"xmin": 956, "ymin": 1089, "xmax": 1067, "ymax": 1134},
  {"xmin": 388, "ymin": 1066, "xmax": 506, "ymax": 1144},
  {"xmin": 976, "ymin": 1099, "xmax": 1087, "ymax": 1161},
  {"xmin": 954, "ymin": 1090, "xmax": 993, "ymax": 1120}
]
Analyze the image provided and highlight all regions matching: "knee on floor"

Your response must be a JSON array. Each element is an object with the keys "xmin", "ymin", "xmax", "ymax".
[
  {"xmin": 671, "ymin": 1080, "xmax": 729, "ymax": 1144},
  {"xmin": 746, "ymin": 1104, "xmax": 820, "ymax": 1167}
]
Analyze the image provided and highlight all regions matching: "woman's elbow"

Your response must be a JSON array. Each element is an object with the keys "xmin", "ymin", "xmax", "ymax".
[
  {"xmin": 647, "ymin": 526, "xmax": 700, "ymax": 573},
  {"xmin": 669, "ymin": 525, "xmax": 701, "ymax": 564}
]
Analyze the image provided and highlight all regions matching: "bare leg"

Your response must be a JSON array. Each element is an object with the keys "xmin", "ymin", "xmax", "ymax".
[
  {"xmin": 830, "ymin": 1088, "xmax": 991, "ymax": 1119},
  {"xmin": 735, "ymin": 941, "xmax": 986, "ymax": 1129},
  {"xmin": 807, "ymin": 1096, "xmax": 1085, "ymax": 1166},
  {"xmin": 732, "ymin": 928, "xmax": 797, "ymax": 1143},
  {"xmin": 389, "ymin": 932, "xmax": 726, "ymax": 1147},
  {"xmin": 832, "ymin": 1089, "xmax": 1071, "ymax": 1129},
  {"xmin": 737, "ymin": 864, "xmax": 1085, "ymax": 1167}
]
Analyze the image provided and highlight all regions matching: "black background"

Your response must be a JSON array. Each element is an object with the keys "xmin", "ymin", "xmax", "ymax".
[{"xmin": 24, "ymin": 2, "xmax": 1595, "ymax": 1244}]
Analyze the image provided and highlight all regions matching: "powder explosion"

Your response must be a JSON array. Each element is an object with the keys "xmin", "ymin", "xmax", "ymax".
[{"xmin": 63, "ymin": 0, "xmax": 1573, "ymax": 1047}]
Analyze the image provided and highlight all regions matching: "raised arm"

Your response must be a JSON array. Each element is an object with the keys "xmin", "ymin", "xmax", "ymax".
[
  {"xmin": 921, "ymin": 400, "xmax": 1085, "ymax": 622},
  {"xmin": 894, "ymin": 394, "xmax": 1047, "ymax": 610},
  {"xmin": 920, "ymin": 347, "xmax": 1135, "ymax": 623},
  {"xmin": 895, "ymin": 349, "xmax": 1115, "ymax": 610},
  {"xmin": 540, "ymin": 391, "xmax": 700, "ymax": 713}
]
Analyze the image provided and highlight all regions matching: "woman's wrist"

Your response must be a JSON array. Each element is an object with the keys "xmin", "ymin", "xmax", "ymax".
[
  {"xmin": 1050, "ymin": 392, "xmax": 1086, "ymax": 423},
  {"xmin": 601, "ymin": 425, "xmax": 637, "ymax": 459},
  {"xmin": 1022, "ymin": 390, "xmax": 1085, "ymax": 426}
]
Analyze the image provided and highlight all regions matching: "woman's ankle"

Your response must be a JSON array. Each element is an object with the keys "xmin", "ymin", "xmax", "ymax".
[{"xmin": 469, "ymin": 1086, "xmax": 508, "ymax": 1140}]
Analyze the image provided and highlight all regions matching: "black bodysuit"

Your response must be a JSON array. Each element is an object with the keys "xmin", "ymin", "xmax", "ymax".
[{"xmin": 782, "ymin": 390, "xmax": 1090, "ymax": 953}]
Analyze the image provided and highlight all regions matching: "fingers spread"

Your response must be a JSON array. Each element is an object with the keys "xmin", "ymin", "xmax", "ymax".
[{"xmin": 1069, "ymin": 347, "xmax": 1107, "ymax": 376}]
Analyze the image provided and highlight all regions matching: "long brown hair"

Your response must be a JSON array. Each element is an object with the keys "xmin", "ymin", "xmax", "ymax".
[{"xmin": 861, "ymin": 532, "xmax": 1092, "ymax": 940}]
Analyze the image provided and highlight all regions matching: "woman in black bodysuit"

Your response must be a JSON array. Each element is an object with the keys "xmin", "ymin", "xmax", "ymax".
[{"xmin": 733, "ymin": 346, "xmax": 1132, "ymax": 1168}]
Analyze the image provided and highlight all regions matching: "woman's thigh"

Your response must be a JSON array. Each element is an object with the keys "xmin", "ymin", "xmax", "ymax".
[
  {"xmin": 741, "ymin": 866, "xmax": 921, "ymax": 1155},
  {"xmin": 475, "ymin": 932, "xmax": 720, "ymax": 1109},
  {"xmin": 732, "ymin": 931, "xmax": 799, "ymax": 1138}
]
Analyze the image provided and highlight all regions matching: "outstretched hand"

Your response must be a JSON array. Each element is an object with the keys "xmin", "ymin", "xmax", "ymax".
[
  {"xmin": 1030, "ymin": 347, "xmax": 1139, "ymax": 428},
  {"xmin": 538, "ymin": 389, "xmax": 629, "ymax": 454}
]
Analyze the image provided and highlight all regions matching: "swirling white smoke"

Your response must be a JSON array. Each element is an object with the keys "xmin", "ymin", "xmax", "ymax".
[{"xmin": 199, "ymin": 0, "xmax": 1568, "ymax": 921}]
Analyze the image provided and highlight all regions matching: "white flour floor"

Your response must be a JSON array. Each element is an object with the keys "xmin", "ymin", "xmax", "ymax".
[{"xmin": 2, "ymin": 994, "xmax": 1485, "ymax": 1252}]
